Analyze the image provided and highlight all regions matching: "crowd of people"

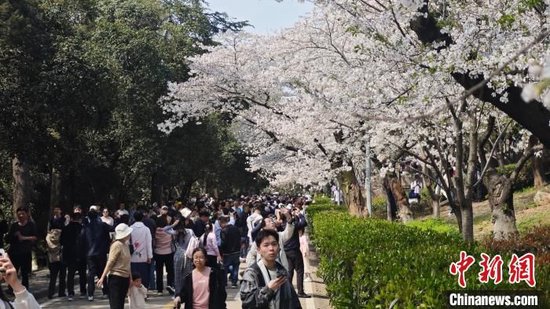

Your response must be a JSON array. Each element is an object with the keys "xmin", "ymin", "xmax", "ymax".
[{"xmin": 38, "ymin": 193, "xmax": 313, "ymax": 308}]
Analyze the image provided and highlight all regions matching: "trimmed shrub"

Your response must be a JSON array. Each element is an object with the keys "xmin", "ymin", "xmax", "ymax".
[
  {"xmin": 307, "ymin": 201, "xmax": 549, "ymax": 308},
  {"xmin": 406, "ymin": 218, "xmax": 460, "ymax": 237}
]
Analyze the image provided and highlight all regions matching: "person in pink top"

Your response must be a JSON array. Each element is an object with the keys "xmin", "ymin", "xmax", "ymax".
[
  {"xmin": 173, "ymin": 248, "xmax": 226, "ymax": 309},
  {"xmin": 154, "ymin": 216, "xmax": 175, "ymax": 295},
  {"xmin": 200, "ymin": 224, "xmax": 222, "ymax": 268}
]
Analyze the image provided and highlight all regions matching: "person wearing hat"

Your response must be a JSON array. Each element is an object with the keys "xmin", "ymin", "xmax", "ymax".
[{"xmin": 97, "ymin": 223, "xmax": 133, "ymax": 309}]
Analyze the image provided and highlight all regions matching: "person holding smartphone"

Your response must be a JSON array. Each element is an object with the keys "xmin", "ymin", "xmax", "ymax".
[
  {"xmin": 240, "ymin": 229, "xmax": 301, "ymax": 309},
  {"xmin": 0, "ymin": 251, "xmax": 41, "ymax": 308}
]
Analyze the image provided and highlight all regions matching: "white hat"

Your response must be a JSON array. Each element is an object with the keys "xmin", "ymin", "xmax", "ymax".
[
  {"xmin": 114, "ymin": 223, "xmax": 133, "ymax": 240},
  {"xmin": 89, "ymin": 205, "xmax": 99, "ymax": 212}
]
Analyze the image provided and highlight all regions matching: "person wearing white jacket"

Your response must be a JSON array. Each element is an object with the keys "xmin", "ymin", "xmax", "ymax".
[
  {"xmin": 246, "ymin": 211, "xmax": 294, "ymax": 271},
  {"xmin": 130, "ymin": 211, "xmax": 153, "ymax": 289},
  {"xmin": 0, "ymin": 251, "xmax": 41, "ymax": 309}
]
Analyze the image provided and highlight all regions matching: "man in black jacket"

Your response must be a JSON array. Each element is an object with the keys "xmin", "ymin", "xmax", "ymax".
[
  {"xmin": 283, "ymin": 207, "xmax": 311, "ymax": 298},
  {"xmin": 220, "ymin": 215, "xmax": 241, "ymax": 288},
  {"xmin": 61, "ymin": 212, "xmax": 87, "ymax": 300},
  {"xmin": 82, "ymin": 205, "xmax": 111, "ymax": 301}
]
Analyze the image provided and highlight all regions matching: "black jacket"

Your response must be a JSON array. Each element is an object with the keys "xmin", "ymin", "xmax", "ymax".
[
  {"xmin": 61, "ymin": 221, "xmax": 84, "ymax": 263},
  {"xmin": 7, "ymin": 220, "xmax": 37, "ymax": 255},
  {"xmin": 82, "ymin": 215, "xmax": 111, "ymax": 257},
  {"xmin": 220, "ymin": 224, "xmax": 241, "ymax": 255},
  {"xmin": 178, "ymin": 267, "xmax": 226, "ymax": 309},
  {"xmin": 283, "ymin": 214, "xmax": 307, "ymax": 252}
]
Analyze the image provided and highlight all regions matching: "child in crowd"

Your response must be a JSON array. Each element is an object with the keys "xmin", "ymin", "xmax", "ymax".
[{"xmin": 128, "ymin": 273, "xmax": 148, "ymax": 309}]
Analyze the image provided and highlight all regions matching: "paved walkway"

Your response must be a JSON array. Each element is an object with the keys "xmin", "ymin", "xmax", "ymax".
[{"xmin": 18, "ymin": 233, "xmax": 331, "ymax": 308}]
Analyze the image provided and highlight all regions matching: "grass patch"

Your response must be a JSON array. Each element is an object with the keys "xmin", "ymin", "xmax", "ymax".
[
  {"xmin": 473, "ymin": 212, "xmax": 492, "ymax": 225},
  {"xmin": 517, "ymin": 211, "xmax": 550, "ymax": 233},
  {"xmin": 406, "ymin": 218, "xmax": 460, "ymax": 236}
]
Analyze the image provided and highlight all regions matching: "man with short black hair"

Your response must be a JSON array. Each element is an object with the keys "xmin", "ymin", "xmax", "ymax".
[
  {"xmin": 61, "ymin": 212, "xmax": 87, "ymax": 300},
  {"xmin": 240, "ymin": 229, "xmax": 301, "ymax": 308},
  {"xmin": 7, "ymin": 207, "xmax": 37, "ymax": 289}
]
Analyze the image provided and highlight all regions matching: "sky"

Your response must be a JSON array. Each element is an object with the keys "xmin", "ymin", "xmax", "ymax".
[{"xmin": 205, "ymin": 0, "xmax": 314, "ymax": 34}]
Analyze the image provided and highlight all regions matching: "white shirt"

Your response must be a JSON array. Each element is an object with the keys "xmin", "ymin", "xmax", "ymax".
[
  {"xmin": 101, "ymin": 216, "xmax": 114, "ymax": 226},
  {"xmin": 130, "ymin": 222, "xmax": 153, "ymax": 263},
  {"xmin": 2, "ymin": 289, "xmax": 41, "ymax": 309},
  {"xmin": 128, "ymin": 284, "xmax": 147, "ymax": 309}
]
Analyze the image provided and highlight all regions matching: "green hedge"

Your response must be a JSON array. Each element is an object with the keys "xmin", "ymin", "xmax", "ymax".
[{"xmin": 307, "ymin": 201, "xmax": 549, "ymax": 308}]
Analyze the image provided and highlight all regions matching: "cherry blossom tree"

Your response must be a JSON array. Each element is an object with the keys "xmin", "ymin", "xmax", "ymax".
[{"xmin": 160, "ymin": 0, "xmax": 548, "ymax": 241}]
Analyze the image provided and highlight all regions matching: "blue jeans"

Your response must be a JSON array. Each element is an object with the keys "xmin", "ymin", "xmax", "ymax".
[{"xmin": 223, "ymin": 253, "xmax": 240, "ymax": 285}]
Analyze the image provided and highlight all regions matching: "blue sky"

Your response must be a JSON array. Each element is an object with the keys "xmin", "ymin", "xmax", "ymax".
[{"xmin": 206, "ymin": 0, "xmax": 313, "ymax": 34}]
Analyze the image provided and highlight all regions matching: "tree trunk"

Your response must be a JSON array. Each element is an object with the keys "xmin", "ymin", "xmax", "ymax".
[
  {"xmin": 386, "ymin": 174, "xmax": 413, "ymax": 222},
  {"xmin": 151, "ymin": 171, "xmax": 163, "ymax": 205},
  {"xmin": 533, "ymin": 154, "xmax": 546, "ymax": 189},
  {"xmin": 461, "ymin": 201, "xmax": 474, "ymax": 243},
  {"xmin": 485, "ymin": 170, "xmax": 518, "ymax": 240},
  {"xmin": 338, "ymin": 170, "xmax": 365, "ymax": 217},
  {"xmin": 530, "ymin": 136, "xmax": 546, "ymax": 189},
  {"xmin": 181, "ymin": 179, "xmax": 194, "ymax": 200},
  {"xmin": 383, "ymin": 179, "xmax": 397, "ymax": 221},
  {"xmin": 50, "ymin": 167, "xmax": 61, "ymax": 210},
  {"xmin": 432, "ymin": 199, "xmax": 440, "ymax": 218},
  {"xmin": 452, "ymin": 202, "xmax": 463, "ymax": 234},
  {"xmin": 423, "ymin": 176, "xmax": 440, "ymax": 218},
  {"xmin": 12, "ymin": 156, "xmax": 32, "ymax": 215}
]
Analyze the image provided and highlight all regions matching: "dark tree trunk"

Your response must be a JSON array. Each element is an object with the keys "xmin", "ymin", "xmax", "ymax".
[
  {"xmin": 422, "ymin": 167, "xmax": 440, "ymax": 218},
  {"xmin": 181, "ymin": 180, "xmax": 194, "ymax": 200},
  {"xmin": 533, "ymin": 154, "xmax": 546, "ymax": 189},
  {"xmin": 453, "ymin": 201, "xmax": 463, "ymax": 234},
  {"xmin": 50, "ymin": 167, "xmax": 61, "ymax": 210},
  {"xmin": 338, "ymin": 170, "xmax": 365, "ymax": 217},
  {"xmin": 384, "ymin": 173, "xmax": 413, "ymax": 222},
  {"xmin": 383, "ymin": 178, "xmax": 398, "ymax": 221},
  {"xmin": 12, "ymin": 156, "xmax": 32, "ymax": 215},
  {"xmin": 461, "ymin": 201, "xmax": 474, "ymax": 242},
  {"xmin": 485, "ymin": 169, "xmax": 518, "ymax": 240},
  {"xmin": 151, "ymin": 171, "xmax": 163, "ymax": 205},
  {"xmin": 530, "ymin": 136, "xmax": 546, "ymax": 189}
]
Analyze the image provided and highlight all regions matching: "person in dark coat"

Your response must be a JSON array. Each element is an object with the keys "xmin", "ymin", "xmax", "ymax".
[
  {"xmin": 240, "ymin": 229, "xmax": 301, "ymax": 309},
  {"xmin": 82, "ymin": 205, "xmax": 112, "ymax": 300},
  {"xmin": 6, "ymin": 207, "xmax": 37, "ymax": 290},
  {"xmin": 61, "ymin": 212, "xmax": 87, "ymax": 300},
  {"xmin": 173, "ymin": 247, "xmax": 226, "ymax": 309}
]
